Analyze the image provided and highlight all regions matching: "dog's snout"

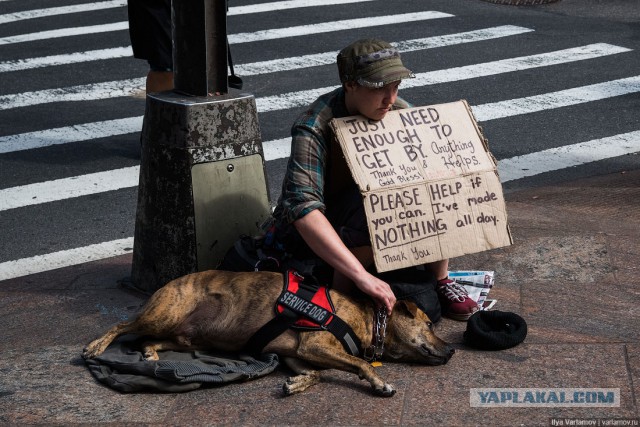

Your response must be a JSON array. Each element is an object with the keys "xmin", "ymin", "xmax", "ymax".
[{"xmin": 447, "ymin": 346, "xmax": 455, "ymax": 358}]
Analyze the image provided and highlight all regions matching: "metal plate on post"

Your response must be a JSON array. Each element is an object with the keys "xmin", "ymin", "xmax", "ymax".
[{"xmin": 192, "ymin": 154, "xmax": 271, "ymax": 271}]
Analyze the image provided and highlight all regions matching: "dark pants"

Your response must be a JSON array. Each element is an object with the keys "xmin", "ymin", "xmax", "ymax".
[
  {"xmin": 127, "ymin": 0, "xmax": 172, "ymax": 71},
  {"xmin": 327, "ymin": 186, "xmax": 371, "ymax": 248}
]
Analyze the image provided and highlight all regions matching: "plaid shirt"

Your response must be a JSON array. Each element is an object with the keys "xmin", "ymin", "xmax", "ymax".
[{"xmin": 272, "ymin": 87, "xmax": 411, "ymax": 227}]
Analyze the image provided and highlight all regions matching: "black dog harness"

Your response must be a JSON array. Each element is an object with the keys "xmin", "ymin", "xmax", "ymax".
[{"xmin": 245, "ymin": 271, "xmax": 363, "ymax": 357}]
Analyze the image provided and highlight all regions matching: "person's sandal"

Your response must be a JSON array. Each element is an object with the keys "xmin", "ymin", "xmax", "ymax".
[{"xmin": 437, "ymin": 278, "xmax": 479, "ymax": 321}]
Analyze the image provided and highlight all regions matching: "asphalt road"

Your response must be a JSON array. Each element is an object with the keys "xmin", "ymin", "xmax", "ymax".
[{"xmin": 1, "ymin": 0, "xmax": 639, "ymax": 278}]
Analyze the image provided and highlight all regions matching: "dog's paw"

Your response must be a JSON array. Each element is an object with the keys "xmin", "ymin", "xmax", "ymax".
[
  {"xmin": 283, "ymin": 372, "xmax": 320, "ymax": 396},
  {"xmin": 82, "ymin": 343, "xmax": 101, "ymax": 359},
  {"xmin": 373, "ymin": 383, "xmax": 396, "ymax": 397},
  {"xmin": 143, "ymin": 350, "xmax": 160, "ymax": 361},
  {"xmin": 282, "ymin": 379, "xmax": 297, "ymax": 396}
]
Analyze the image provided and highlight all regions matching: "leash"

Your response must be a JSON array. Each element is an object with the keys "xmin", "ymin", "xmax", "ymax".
[{"xmin": 363, "ymin": 306, "xmax": 388, "ymax": 363}]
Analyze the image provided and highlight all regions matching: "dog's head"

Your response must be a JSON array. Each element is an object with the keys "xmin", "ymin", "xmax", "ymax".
[{"xmin": 382, "ymin": 300, "xmax": 454, "ymax": 365}]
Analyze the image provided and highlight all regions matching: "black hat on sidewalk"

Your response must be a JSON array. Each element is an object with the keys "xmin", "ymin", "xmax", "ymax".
[{"xmin": 464, "ymin": 310, "xmax": 527, "ymax": 350}]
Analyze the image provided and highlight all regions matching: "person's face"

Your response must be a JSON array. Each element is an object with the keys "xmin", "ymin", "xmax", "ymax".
[{"xmin": 344, "ymin": 80, "xmax": 401, "ymax": 121}]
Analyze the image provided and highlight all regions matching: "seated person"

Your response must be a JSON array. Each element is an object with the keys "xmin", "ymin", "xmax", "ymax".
[{"xmin": 270, "ymin": 39, "xmax": 479, "ymax": 320}]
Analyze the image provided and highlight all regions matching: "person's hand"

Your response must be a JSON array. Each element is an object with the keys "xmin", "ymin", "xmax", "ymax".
[
  {"xmin": 292, "ymin": 211, "xmax": 396, "ymax": 313},
  {"xmin": 352, "ymin": 272, "xmax": 396, "ymax": 315}
]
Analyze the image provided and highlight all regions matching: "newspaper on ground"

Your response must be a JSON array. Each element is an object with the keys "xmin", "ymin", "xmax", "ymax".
[{"xmin": 449, "ymin": 270, "xmax": 496, "ymax": 309}]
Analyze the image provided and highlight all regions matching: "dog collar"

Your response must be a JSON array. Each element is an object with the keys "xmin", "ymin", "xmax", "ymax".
[{"xmin": 363, "ymin": 306, "xmax": 387, "ymax": 362}]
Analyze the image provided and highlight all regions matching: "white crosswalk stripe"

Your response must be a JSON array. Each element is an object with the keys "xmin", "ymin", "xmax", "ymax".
[
  {"xmin": 237, "ymin": 25, "xmax": 533, "ymax": 75},
  {"xmin": 0, "ymin": 116, "xmax": 143, "ymax": 154},
  {"xmin": 0, "ymin": 166, "xmax": 140, "ymax": 211},
  {"xmin": 0, "ymin": 46, "xmax": 134, "ymax": 73},
  {"xmin": 472, "ymin": 75, "xmax": 640, "ymax": 121},
  {"xmin": 0, "ymin": 78, "xmax": 145, "ymax": 111},
  {"xmin": 228, "ymin": 11, "xmax": 452, "ymax": 44},
  {"xmin": 0, "ymin": 0, "xmax": 126, "ymax": 24},
  {"xmin": 0, "ymin": 238, "xmax": 134, "ymax": 282},
  {"xmin": 0, "ymin": 10, "xmax": 450, "ymax": 46},
  {"xmin": 498, "ymin": 131, "xmax": 640, "ymax": 182},
  {"xmin": 229, "ymin": 0, "xmax": 379, "ymax": 15},
  {"xmin": 0, "ymin": 21, "xmax": 130, "ymax": 46}
]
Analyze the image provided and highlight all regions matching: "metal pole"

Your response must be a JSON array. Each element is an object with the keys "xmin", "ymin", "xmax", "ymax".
[{"xmin": 172, "ymin": 0, "xmax": 228, "ymax": 96}]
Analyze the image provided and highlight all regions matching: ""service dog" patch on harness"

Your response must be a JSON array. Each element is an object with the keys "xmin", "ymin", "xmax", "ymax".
[
  {"xmin": 276, "ymin": 270, "xmax": 334, "ymax": 329},
  {"xmin": 245, "ymin": 270, "xmax": 362, "ymax": 357}
]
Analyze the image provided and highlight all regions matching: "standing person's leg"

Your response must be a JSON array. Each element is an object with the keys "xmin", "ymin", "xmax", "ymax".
[
  {"xmin": 127, "ymin": 0, "xmax": 173, "ymax": 93},
  {"xmin": 145, "ymin": 69, "xmax": 173, "ymax": 93}
]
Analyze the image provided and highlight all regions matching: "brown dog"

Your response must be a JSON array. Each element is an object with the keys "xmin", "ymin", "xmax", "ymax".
[{"xmin": 83, "ymin": 270, "xmax": 454, "ymax": 396}]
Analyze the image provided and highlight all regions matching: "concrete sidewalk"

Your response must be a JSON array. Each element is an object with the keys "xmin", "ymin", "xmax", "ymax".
[{"xmin": 1, "ymin": 170, "xmax": 639, "ymax": 426}]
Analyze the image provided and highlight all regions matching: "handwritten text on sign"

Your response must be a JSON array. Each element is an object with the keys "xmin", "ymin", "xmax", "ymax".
[{"xmin": 331, "ymin": 101, "xmax": 512, "ymax": 272}]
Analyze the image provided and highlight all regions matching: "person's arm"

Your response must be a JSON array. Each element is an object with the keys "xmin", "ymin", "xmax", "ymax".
[{"xmin": 294, "ymin": 209, "xmax": 396, "ymax": 314}]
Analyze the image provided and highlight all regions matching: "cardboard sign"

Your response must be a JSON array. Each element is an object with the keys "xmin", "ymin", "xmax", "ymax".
[{"xmin": 330, "ymin": 100, "xmax": 512, "ymax": 272}]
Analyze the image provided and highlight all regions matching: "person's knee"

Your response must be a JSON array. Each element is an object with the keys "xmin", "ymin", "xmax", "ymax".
[{"xmin": 349, "ymin": 246, "xmax": 374, "ymax": 267}]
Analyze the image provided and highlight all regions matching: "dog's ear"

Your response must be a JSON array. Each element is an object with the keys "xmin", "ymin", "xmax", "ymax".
[{"xmin": 396, "ymin": 300, "xmax": 419, "ymax": 318}]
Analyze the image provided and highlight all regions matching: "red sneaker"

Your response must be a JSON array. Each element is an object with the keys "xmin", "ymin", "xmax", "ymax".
[{"xmin": 437, "ymin": 279, "xmax": 479, "ymax": 321}]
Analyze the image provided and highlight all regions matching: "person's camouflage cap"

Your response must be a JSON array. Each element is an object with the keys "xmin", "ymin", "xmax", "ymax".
[{"xmin": 337, "ymin": 39, "xmax": 414, "ymax": 88}]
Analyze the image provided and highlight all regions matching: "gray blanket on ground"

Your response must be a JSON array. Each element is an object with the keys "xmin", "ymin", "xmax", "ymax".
[{"xmin": 84, "ymin": 335, "xmax": 279, "ymax": 393}]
